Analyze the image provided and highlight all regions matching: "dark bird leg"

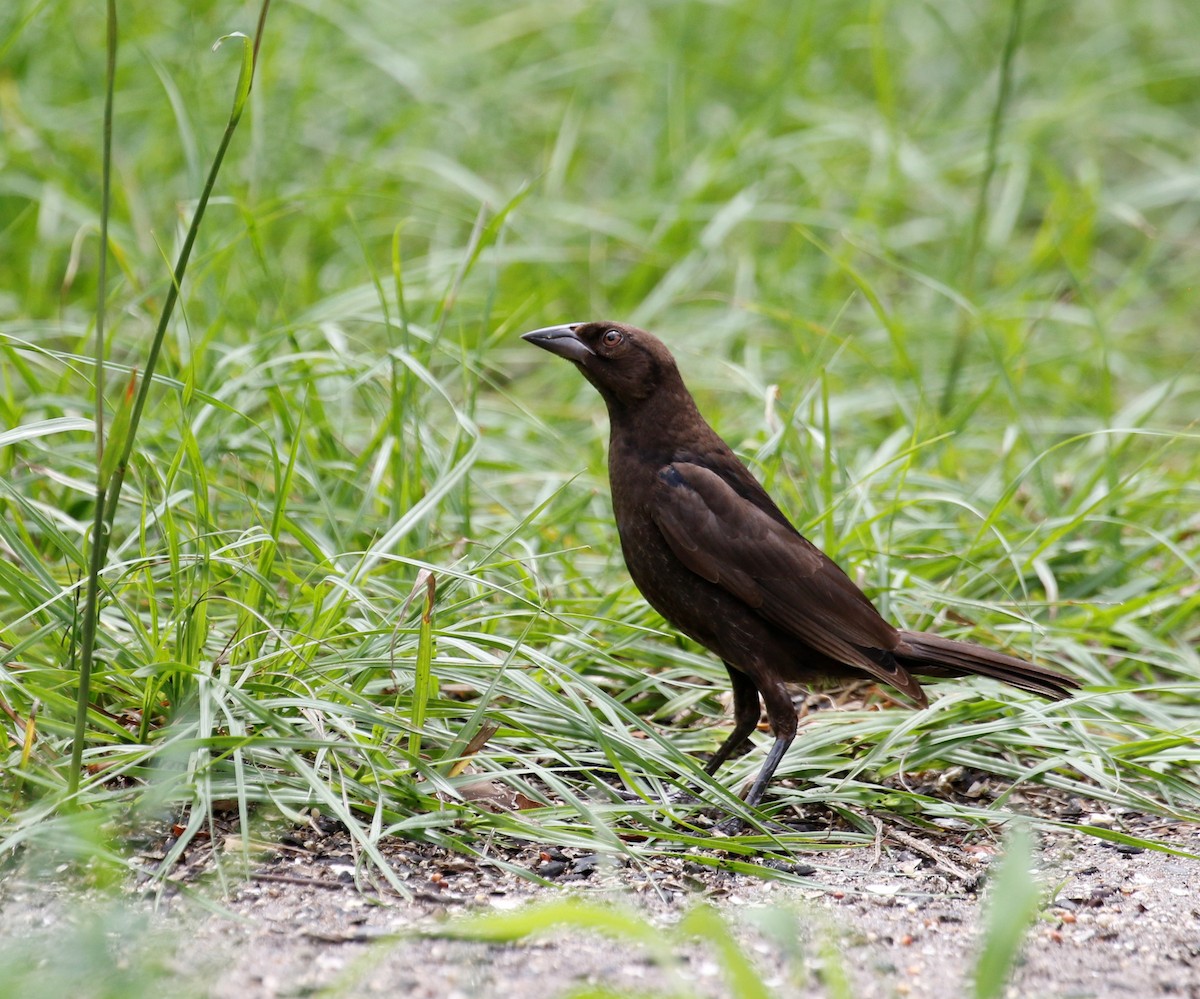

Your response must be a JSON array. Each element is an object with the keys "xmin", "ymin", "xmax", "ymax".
[
  {"xmin": 741, "ymin": 674, "xmax": 798, "ymax": 807},
  {"xmin": 703, "ymin": 663, "xmax": 763, "ymax": 776},
  {"xmin": 714, "ymin": 673, "xmax": 799, "ymax": 833},
  {"xmin": 705, "ymin": 667, "xmax": 801, "ymax": 830}
]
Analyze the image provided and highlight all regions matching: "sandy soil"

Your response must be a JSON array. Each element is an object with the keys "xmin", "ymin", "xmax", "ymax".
[{"xmin": 4, "ymin": 807, "xmax": 1197, "ymax": 998}]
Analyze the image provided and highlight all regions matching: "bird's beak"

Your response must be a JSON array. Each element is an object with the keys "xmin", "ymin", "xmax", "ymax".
[{"xmin": 520, "ymin": 324, "xmax": 593, "ymax": 363}]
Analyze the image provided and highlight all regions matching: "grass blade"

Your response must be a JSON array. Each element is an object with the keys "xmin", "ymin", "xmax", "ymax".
[{"xmin": 973, "ymin": 823, "xmax": 1040, "ymax": 999}]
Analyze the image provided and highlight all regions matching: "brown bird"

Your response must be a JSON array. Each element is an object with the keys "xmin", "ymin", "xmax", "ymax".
[{"xmin": 522, "ymin": 321, "xmax": 1078, "ymax": 810}]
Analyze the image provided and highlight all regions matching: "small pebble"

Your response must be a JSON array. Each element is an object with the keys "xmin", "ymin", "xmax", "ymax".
[{"xmin": 538, "ymin": 861, "xmax": 567, "ymax": 879}]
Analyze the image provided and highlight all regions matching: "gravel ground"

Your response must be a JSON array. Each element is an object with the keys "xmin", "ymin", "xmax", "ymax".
[{"xmin": 4, "ymin": 806, "xmax": 1198, "ymax": 998}]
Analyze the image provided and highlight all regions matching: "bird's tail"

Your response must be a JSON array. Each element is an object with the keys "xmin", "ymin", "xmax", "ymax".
[{"xmin": 894, "ymin": 630, "xmax": 1079, "ymax": 700}]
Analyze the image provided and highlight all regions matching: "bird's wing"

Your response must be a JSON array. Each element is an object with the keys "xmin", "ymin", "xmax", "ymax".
[{"xmin": 652, "ymin": 461, "xmax": 925, "ymax": 699}]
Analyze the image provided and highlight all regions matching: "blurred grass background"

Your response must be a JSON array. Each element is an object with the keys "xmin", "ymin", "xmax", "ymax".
[{"xmin": 1, "ymin": 0, "xmax": 1198, "ymax": 889}]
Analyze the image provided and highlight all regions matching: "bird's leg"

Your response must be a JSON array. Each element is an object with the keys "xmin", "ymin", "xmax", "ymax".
[
  {"xmin": 703, "ymin": 663, "xmax": 763, "ymax": 776},
  {"xmin": 742, "ymin": 676, "xmax": 797, "ymax": 806},
  {"xmin": 659, "ymin": 664, "xmax": 762, "ymax": 806},
  {"xmin": 713, "ymin": 676, "xmax": 798, "ymax": 833}
]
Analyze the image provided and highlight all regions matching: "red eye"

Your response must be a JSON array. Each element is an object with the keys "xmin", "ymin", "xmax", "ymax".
[{"xmin": 602, "ymin": 329, "xmax": 623, "ymax": 347}]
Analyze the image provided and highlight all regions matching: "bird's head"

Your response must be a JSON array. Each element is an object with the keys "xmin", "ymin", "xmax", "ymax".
[{"xmin": 520, "ymin": 321, "xmax": 682, "ymax": 411}]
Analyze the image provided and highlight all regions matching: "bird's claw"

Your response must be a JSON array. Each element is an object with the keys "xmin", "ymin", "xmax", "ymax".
[
  {"xmin": 713, "ymin": 814, "xmax": 747, "ymax": 835},
  {"xmin": 601, "ymin": 786, "xmax": 700, "ymax": 806}
]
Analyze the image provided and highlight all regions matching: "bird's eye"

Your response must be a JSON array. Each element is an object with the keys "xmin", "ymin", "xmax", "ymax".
[{"xmin": 602, "ymin": 329, "xmax": 623, "ymax": 347}]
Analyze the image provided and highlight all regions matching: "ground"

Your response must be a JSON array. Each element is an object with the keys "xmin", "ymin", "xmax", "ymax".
[{"xmin": 4, "ymin": 806, "xmax": 1198, "ymax": 998}]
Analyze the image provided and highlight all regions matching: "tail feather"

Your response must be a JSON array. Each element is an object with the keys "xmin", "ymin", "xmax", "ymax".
[{"xmin": 895, "ymin": 630, "xmax": 1079, "ymax": 701}]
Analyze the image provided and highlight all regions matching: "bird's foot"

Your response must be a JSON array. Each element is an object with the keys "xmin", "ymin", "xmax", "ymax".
[
  {"xmin": 601, "ymin": 787, "xmax": 700, "ymax": 806},
  {"xmin": 713, "ymin": 814, "xmax": 747, "ymax": 836},
  {"xmin": 710, "ymin": 809, "xmax": 804, "ymax": 836}
]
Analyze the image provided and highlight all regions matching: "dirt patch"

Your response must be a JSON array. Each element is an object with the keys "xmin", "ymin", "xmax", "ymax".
[{"xmin": 3, "ymin": 808, "xmax": 1198, "ymax": 998}]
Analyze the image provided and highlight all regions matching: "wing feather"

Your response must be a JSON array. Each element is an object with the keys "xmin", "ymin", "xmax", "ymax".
[{"xmin": 652, "ymin": 462, "xmax": 925, "ymax": 700}]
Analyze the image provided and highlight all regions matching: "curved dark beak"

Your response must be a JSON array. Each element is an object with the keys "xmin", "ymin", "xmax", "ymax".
[{"xmin": 521, "ymin": 323, "xmax": 593, "ymax": 363}]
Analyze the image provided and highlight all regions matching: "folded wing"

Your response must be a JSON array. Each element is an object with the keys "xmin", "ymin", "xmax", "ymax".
[{"xmin": 652, "ymin": 462, "xmax": 928, "ymax": 703}]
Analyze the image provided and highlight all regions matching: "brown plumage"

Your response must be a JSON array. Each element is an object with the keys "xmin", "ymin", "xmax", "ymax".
[{"xmin": 522, "ymin": 321, "xmax": 1078, "ymax": 809}]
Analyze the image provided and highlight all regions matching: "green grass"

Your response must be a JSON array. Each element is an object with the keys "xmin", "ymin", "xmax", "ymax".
[
  {"xmin": 1, "ymin": 0, "xmax": 1198, "ymax": 905},
  {"xmin": 427, "ymin": 896, "xmax": 815, "ymax": 999}
]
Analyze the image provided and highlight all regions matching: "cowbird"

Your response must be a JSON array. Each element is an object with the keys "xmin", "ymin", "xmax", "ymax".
[{"xmin": 522, "ymin": 321, "xmax": 1078, "ymax": 809}]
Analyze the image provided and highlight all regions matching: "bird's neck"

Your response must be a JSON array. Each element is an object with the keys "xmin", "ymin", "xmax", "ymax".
[{"xmin": 604, "ymin": 384, "xmax": 721, "ymax": 459}]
